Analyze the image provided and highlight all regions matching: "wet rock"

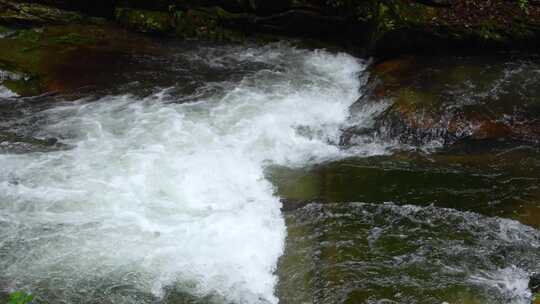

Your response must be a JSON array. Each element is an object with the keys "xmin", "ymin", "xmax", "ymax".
[
  {"xmin": 0, "ymin": 23, "xmax": 167, "ymax": 96},
  {"xmin": 174, "ymin": 7, "xmax": 248, "ymax": 41},
  {"xmin": 280, "ymin": 198, "xmax": 324, "ymax": 212},
  {"xmin": 3, "ymin": 0, "xmax": 540, "ymax": 56},
  {"xmin": 531, "ymin": 273, "xmax": 540, "ymax": 294},
  {"xmin": 415, "ymin": 0, "xmax": 453, "ymax": 6},
  {"xmin": 0, "ymin": 25, "xmax": 16, "ymax": 38},
  {"xmin": 0, "ymin": 0, "xmax": 91, "ymax": 26},
  {"xmin": 248, "ymin": 0, "xmax": 292, "ymax": 14},
  {"xmin": 25, "ymin": 0, "xmax": 116, "ymax": 17},
  {"xmin": 278, "ymin": 202, "xmax": 540, "ymax": 303},
  {"xmin": 248, "ymin": 0, "xmax": 537, "ymax": 56},
  {"xmin": 357, "ymin": 55, "xmax": 540, "ymax": 148},
  {"xmin": 114, "ymin": 7, "xmax": 174, "ymax": 34},
  {"xmin": 0, "ymin": 131, "xmax": 69, "ymax": 153},
  {"xmin": 252, "ymin": 9, "xmax": 346, "ymax": 37}
]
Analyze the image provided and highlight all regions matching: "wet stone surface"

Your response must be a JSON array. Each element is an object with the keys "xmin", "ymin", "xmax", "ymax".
[
  {"xmin": 277, "ymin": 203, "xmax": 540, "ymax": 304},
  {"xmin": 343, "ymin": 53, "xmax": 540, "ymax": 148}
]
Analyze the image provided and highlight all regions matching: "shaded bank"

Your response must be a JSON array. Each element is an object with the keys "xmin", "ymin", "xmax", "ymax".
[
  {"xmin": 2, "ymin": 0, "xmax": 540, "ymax": 97},
  {"xmin": 2, "ymin": 0, "xmax": 540, "ymax": 56}
]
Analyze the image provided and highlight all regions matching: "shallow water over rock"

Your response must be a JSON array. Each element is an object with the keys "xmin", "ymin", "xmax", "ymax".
[{"xmin": 278, "ymin": 202, "xmax": 540, "ymax": 304}]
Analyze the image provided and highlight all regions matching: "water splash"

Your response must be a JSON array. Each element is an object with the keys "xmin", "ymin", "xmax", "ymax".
[
  {"xmin": 470, "ymin": 266, "xmax": 532, "ymax": 304},
  {"xmin": 0, "ymin": 85, "xmax": 17, "ymax": 98},
  {"xmin": 0, "ymin": 44, "xmax": 367, "ymax": 303}
]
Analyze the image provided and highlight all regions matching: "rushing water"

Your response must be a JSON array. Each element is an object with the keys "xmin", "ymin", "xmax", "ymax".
[
  {"xmin": 0, "ymin": 42, "xmax": 539, "ymax": 304},
  {"xmin": 0, "ymin": 44, "xmax": 367, "ymax": 303}
]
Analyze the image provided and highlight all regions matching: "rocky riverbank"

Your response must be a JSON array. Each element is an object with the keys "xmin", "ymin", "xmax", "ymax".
[
  {"xmin": 1, "ymin": 0, "xmax": 540, "ymax": 97},
  {"xmin": 2, "ymin": 0, "xmax": 540, "ymax": 54}
]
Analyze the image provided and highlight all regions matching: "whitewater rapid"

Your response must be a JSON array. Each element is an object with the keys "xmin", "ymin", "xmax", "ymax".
[
  {"xmin": 0, "ymin": 44, "xmax": 365, "ymax": 303},
  {"xmin": 0, "ymin": 70, "xmax": 20, "ymax": 98}
]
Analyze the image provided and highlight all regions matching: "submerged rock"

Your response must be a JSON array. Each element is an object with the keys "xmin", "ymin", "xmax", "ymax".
[
  {"xmin": 278, "ymin": 202, "xmax": 540, "ymax": 303},
  {"xmin": 271, "ymin": 142, "xmax": 540, "ymax": 228},
  {"xmin": 0, "ymin": 131, "xmax": 69, "ymax": 153}
]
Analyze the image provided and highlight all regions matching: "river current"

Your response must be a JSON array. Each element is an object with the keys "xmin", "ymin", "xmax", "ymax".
[{"xmin": 0, "ymin": 43, "xmax": 539, "ymax": 304}]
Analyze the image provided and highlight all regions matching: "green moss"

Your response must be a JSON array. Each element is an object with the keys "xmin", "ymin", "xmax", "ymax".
[
  {"xmin": 14, "ymin": 29, "xmax": 41, "ymax": 44},
  {"xmin": 0, "ymin": 1, "xmax": 87, "ymax": 26},
  {"xmin": 7, "ymin": 290, "xmax": 33, "ymax": 304},
  {"xmin": 349, "ymin": 0, "xmax": 436, "ymax": 51},
  {"xmin": 3, "ymin": 77, "xmax": 43, "ymax": 96},
  {"xmin": 115, "ymin": 8, "xmax": 174, "ymax": 33},
  {"xmin": 174, "ymin": 8, "xmax": 246, "ymax": 42},
  {"xmin": 0, "ymin": 25, "xmax": 11, "ymax": 35},
  {"xmin": 465, "ymin": 20, "xmax": 505, "ymax": 42},
  {"xmin": 53, "ymin": 33, "xmax": 97, "ymax": 45},
  {"xmin": 394, "ymin": 88, "xmax": 438, "ymax": 108},
  {"xmin": 0, "ymin": 24, "xmax": 137, "ymax": 96}
]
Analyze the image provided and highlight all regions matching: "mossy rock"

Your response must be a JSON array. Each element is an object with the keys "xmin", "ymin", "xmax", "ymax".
[
  {"xmin": 0, "ymin": 26, "xmax": 101, "ymax": 95},
  {"xmin": 174, "ymin": 7, "xmax": 247, "ymax": 41},
  {"xmin": 0, "ymin": 23, "xmax": 165, "ymax": 96},
  {"xmin": 2, "ymin": 76, "xmax": 42, "ymax": 96},
  {"xmin": 0, "ymin": 0, "xmax": 90, "ymax": 26},
  {"xmin": 0, "ymin": 25, "xmax": 11, "ymax": 35},
  {"xmin": 369, "ymin": 53, "xmax": 540, "ymax": 146},
  {"xmin": 115, "ymin": 7, "xmax": 174, "ymax": 33},
  {"xmin": 248, "ymin": 0, "xmax": 292, "ymax": 14},
  {"xmin": 331, "ymin": 0, "xmax": 540, "ymax": 55}
]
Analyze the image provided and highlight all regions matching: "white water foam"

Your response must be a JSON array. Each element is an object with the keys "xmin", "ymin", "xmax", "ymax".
[
  {"xmin": 470, "ymin": 266, "xmax": 532, "ymax": 304},
  {"xmin": 0, "ymin": 70, "xmax": 23, "ymax": 98},
  {"xmin": 0, "ymin": 84, "xmax": 17, "ymax": 98},
  {"xmin": 0, "ymin": 45, "xmax": 365, "ymax": 303}
]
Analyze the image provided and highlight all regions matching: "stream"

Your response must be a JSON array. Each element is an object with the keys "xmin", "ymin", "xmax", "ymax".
[{"xmin": 0, "ymin": 41, "xmax": 539, "ymax": 304}]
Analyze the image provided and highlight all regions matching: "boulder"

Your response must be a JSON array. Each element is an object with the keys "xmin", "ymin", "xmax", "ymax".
[
  {"xmin": 252, "ymin": 9, "xmax": 346, "ymax": 36},
  {"xmin": 248, "ymin": 0, "xmax": 292, "ymax": 14},
  {"xmin": 0, "ymin": 22, "xmax": 165, "ymax": 96},
  {"xmin": 0, "ymin": 0, "xmax": 88, "ymax": 26},
  {"xmin": 173, "ymin": 7, "xmax": 248, "ymax": 41},
  {"xmin": 114, "ymin": 7, "xmax": 174, "ymax": 33},
  {"xmin": 26, "ymin": 0, "xmax": 116, "ymax": 17},
  {"xmin": 357, "ymin": 0, "xmax": 540, "ymax": 55},
  {"xmin": 346, "ymin": 54, "xmax": 540, "ymax": 148}
]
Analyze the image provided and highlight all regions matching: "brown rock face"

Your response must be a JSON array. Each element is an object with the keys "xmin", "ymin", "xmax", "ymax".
[{"xmin": 353, "ymin": 54, "xmax": 540, "ymax": 148}]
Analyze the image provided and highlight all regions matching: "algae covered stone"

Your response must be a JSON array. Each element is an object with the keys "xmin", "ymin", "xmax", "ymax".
[{"xmin": 115, "ymin": 7, "xmax": 174, "ymax": 33}]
